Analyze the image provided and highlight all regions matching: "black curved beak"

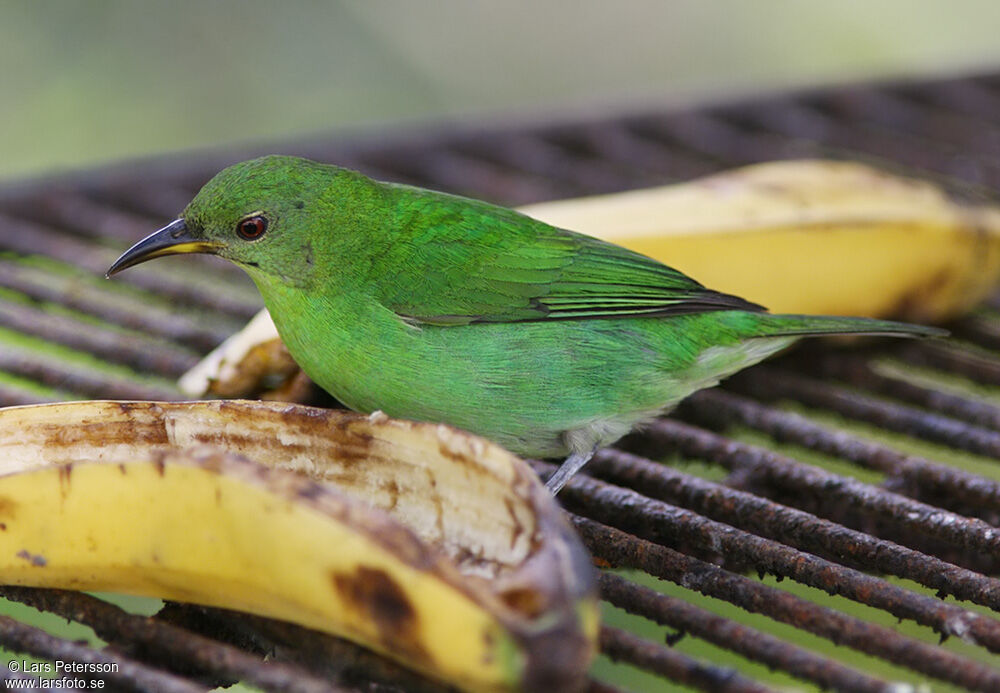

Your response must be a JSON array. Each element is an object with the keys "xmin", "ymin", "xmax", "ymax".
[{"xmin": 106, "ymin": 219, "xmax": 222, "ymax": 277}]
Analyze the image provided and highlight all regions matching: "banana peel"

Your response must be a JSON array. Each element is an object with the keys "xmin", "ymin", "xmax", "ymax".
[
  {"xmin": 0, "ymin": 399, "xmax": 598, "ymax": 692},
  {"xmin": 180, "ymin": 158, "xmax": 1000, "ymax": 398},
  {"xmin": 178, "ymin": 308, "xmax": 297, "ymax": 398}
]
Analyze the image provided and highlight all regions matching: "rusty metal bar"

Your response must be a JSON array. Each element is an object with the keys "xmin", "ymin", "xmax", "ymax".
[
  {"xmin": 0, "ymin": 213, "xmax": 260, "ymax": 320},
  {"xmin": 598, "ymin": 572, "xmax": 889, "ymax": 693},
  {"xmin": 787, "ymin": 351, "xmax": 1000, "ymax": 433},
  {"xmin": 527, "ymin": 128, "xmax": 660, "ymax": 190},
  {"xmin": 0, "ymin": 258, "xmax": 241, "ymax": 351},
  {"xmin": 815, "ymin": 90, "xmax": 1000, "ymax": 186},
  {"xmin": 633, "ymin": 111, "xmax": 797, "ymax": 166},
  {"xmin": 0, "ymin": 382, "xmax": 65, "ymax": 406},
  {"xmin": 895, "ymin": 341, "xmax": 1000, "ymax": 388},
  {"xmin": 0, "ymin": 298, "xmax": 200, "ymax": 377},
  {"xmin": 679, "ymin": 388, "xmax": 1000, "ymax": 514},
  {"xmin": 157, "ymin": 605, "xmax": 451, "ymax": 693},
  {"xmin": 731, "ymin": 98, "xmax": 991, "ymax": 183},
  {"xmin": 0, "ymin": 587, "xmax": 348, "ymax": 693},
  {"xmin": 1, "ymin": 191, "xmax": 248, "ymax": 281},
  {"xmin": 584, "ymin": 679, "xmax": 628, "ymax": 693},
  {"xmin": 0, "ymin": 346, "xmax": 180, "ymax": 401},
  {"xmin": 599, "ymin": 625, "xmax": 774, "ymax": 693},
  {"xmin": 360, "ymin": 146, "xmax": 557, "ymax": 204},
  {"xmin": 539, "ymin": 457, "xmax": 1000, "ymax": 651},
  {"xmin": 3, "ymin": 189, "xmax": 169, "ymax": 242},
  {"xmin": 730, "ymin": 366, "xmax": 1000, "ymax": 461},
  {"xmin": 552, "ymin": 121, "xmax": 713, "ymax": 182},
  {"xmin": 460, "ymin": 140, "xmax": 608, "ymax": 201},
  {"xmin": 83, "ymin": 183, "xmax": 207, "ymax": 223},
  {"xmin": 642, "ymin": 417, "xmax": 1000, "ymax": 557},
  {"xmin": 448, "ymin": 132, "xmax": 618, "ymax": 199},
  {"xmin": 584, "ymin": 445, "xmax": 1000, "ymax": 619},
  {"xmin": 919, "ymin": 77, "xmax": 1000, "ymax": 121},
  {"xmin": 0, "ymin": 612, "xmax": 208, "ymax": 693},
  {"xmin": 571, "ymin": 515, "xmax": 1000, "ymax": 692},
  {"xmin": 952, "ymin": 314, "xmax": 1000, "ymax": 353},
  {"xmin": 817, "ymin": 86, "xmax": 1000, "ymax": 156}
]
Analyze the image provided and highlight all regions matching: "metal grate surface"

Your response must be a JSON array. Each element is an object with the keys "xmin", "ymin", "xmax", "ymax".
[{"xmin": 4, "ymin": 71, "xmax": 1000, "ymax": 692}]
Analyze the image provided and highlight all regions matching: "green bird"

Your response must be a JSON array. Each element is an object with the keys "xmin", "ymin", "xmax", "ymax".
[{"xmin": 107, "ymin": 155, "xmax": 945, "ymax": 492}]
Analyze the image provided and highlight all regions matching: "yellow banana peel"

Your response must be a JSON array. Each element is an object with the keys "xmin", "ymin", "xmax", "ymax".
[
  {"xmin": 0, "ymin": 400, "xmax": 598, "ymax": 692},
  {"xmin": 181, "ymin": 158, "xmax": 1000, "ymax": 399}
]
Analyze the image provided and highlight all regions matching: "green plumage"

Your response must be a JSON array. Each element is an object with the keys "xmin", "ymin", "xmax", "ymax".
[{"xmin": 108, "ymin": 155, "xmax": 946, "ymax": 491}]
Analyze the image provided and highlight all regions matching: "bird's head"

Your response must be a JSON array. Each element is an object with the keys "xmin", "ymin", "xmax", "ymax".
[{"xmin": 107, "ymin": 155, "xmax": 353, "ymax": 286}]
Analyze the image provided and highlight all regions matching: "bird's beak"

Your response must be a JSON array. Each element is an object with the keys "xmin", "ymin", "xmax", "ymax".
[{"xmin": 106, "ymin": 219, "xmax": 222, "ymax": 277}]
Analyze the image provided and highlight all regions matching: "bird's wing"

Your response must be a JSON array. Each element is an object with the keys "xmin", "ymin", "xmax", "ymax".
[{"xmin": 373, "ymin": 189, "xmax": 765, "ymax": 326}]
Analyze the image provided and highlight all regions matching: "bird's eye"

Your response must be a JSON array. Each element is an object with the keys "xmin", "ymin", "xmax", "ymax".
[{"xmin": 236, "ymin": 215, "xmax": 268, "ymax": 241}]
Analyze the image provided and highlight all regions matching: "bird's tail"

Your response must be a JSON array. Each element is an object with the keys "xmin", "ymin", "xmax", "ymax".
[{"xmin": 754, "ymin": 314, "xmax": 948, "ymax": 339}]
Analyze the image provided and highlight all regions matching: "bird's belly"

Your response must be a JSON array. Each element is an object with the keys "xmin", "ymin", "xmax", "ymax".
[{"xmin": 269, "ymin": 295, "xmax": 789, "ymax": 458}]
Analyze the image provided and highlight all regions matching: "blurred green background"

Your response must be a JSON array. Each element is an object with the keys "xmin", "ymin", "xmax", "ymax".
[{"xmin": 5, "ymin": 0, "xmax": 1000, "ymax": 181}]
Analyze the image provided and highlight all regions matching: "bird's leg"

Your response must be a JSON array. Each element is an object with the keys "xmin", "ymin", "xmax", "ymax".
[{"xmin": 545, "ymin": 447, "xmax": 597, "ymax": 494}]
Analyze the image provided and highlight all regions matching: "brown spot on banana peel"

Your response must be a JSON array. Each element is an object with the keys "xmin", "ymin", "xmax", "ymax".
[
  {"xmin": 0, "ymin": 497, "xmax": 18, "ymax": 521},
  {"xmin": 887, "ymin": 268, "xmax": 955, "ymax": 323},
  {"xmin": 956, "ymin": 214, "xmax": 1000, "ymax": 319},
  {"xmin": 57, "ymin": 463, "xmax": 72, "ymax": 499},
  {"xmin": 384, "ymin": 478, "xmax": 400, "ymax": 512},
  {"xmin": 266, "ymin": 405, "xmax": 377, "ymax": 464},
  {"xmin": 425, "ymin": 468, "xmax": 446, "ymax": 542},
  {"xmin": 15, "ymin": 550, "xmax": 46, "ymax": 567},
  {"xmin": 436, "ymin": 439, "xmax": 479, "ymax": 469},
  {"xmin": 33, "ymin": 421, "xmax": 168, "ymax": 450},
  {"xmin": 295, "ymin": 481, "xmax": 328, "ymax": 502},
  {"xmin": 498, "ymin": 586, "xmax": 546, "ymax": 619},
  {"xmin": 504, "ymin": 497, "xmax": 526, "ymax": 552},
  {"xmin": 331, "ymin": 566, "xmax": 430, "ymax": 662}
]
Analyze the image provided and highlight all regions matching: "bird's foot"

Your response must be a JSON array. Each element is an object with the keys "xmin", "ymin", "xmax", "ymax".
[{"xmin": 545, "ymin": 449, "xmax": 596, "ymax": 494}]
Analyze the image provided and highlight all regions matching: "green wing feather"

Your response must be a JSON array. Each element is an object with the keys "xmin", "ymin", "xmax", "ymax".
[{"xmin": 373, "ymin": 185, "xmax": 765, "ymax": 326}]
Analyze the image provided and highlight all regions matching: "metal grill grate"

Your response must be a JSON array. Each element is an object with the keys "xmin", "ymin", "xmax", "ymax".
[{"xmin": 4, "ymin": 71, "xmax": 1000, "ymax": 691}]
